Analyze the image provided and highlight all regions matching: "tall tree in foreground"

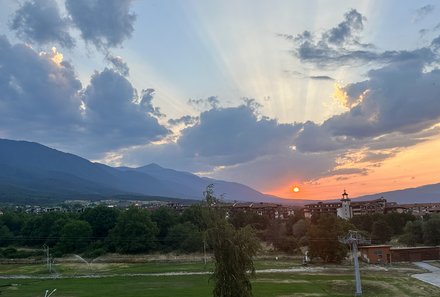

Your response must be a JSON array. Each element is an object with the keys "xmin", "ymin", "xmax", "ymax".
[
  {"xmin": 208, "ymin": 221, "xmax": 259, "ymax": 297},
  {"xmin": 203, "ymin": 184, "xmax": 260, "ymax": 297}
]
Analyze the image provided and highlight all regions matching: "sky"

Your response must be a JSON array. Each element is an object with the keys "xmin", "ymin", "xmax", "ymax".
[{"xmin": 1, "ymin": 0, "xmax": 440, "ymax": 201}]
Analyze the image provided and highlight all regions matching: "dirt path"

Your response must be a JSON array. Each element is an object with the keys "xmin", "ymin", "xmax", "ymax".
[{"xmin": 0, "ymin": 265, "xmax": 392, "ymax": 280}]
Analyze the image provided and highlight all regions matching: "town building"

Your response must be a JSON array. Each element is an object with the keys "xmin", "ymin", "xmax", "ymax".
[
  {"xmin": 398, "ymin": 203, "xmax": 440, "ymax": 217},
  {"xmin": 351, "ymin": 198, "xmax": 387, "ymax": 216},
  {"xmin": 226, "ymin": 202, "xmax": 296, "ymax": 220},
  {"xmin": 303, "ymin": 201, "xmax": 341, "ymax": 218},
  {"xmin": 304, "ymin": 190, "xmax": 355, "ymax": 220},
  {"xmin": 303, "ymin": 191, "xmax": 440, "ymax": 219}
]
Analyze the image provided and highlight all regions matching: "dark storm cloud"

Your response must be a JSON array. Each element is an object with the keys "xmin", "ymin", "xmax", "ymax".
[
  {"xmin": 284, "ymin": 9, "xmax": 437, "ymax": 67},
  {"xmin": 9, "ymin": 0, "xmax": 75, "ymax": 48},
  {"xmin": 0, "ymin": 36, "xmax": 82, "ymax": 142},
  {"xmin": 65, "ymin": 0, "xmax": 136, "ymax": 49},
  {"xmin": 116, "ymin": 57, "xmax": 440, "ymax": 181},
  {"xmin": 295, "ymin": 48, "xmax": 440, "ymax": 154},
  {"xmin": 81, "ymin": 69, "xmax": 170, "ymax": 152},
  {"xmin": 116, "ymin": 112, "xmax": 337, "ymax": 189},
  {"xmin": 177, "ymin": 104, "xmax": 302, "ymax": 166},
  {"xmin": 0, "ymin": 37, "xmax": 169, "ymax": 157},
  {"xmin": 327, "ymin": 57, "xmax": 440, "ymax": 137},
  {"xmin": 294, "ymin": 122, "xmax": 351, "ymax": 153}
]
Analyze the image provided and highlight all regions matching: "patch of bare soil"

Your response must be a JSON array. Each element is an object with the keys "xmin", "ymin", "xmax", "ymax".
[
  {"xmin": 254, "ymin": 278, "xmax": 310, "ymax": 284},
  {"xmin": 277, "ymin": 293, "xmax": 327, "ymax": 297}
]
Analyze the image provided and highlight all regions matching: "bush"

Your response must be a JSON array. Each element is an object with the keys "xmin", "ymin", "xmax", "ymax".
[
  {"xmin": 0, "ymin": 247, "xmax": 44, "ymax": 259},
  {"xmin": 83, "ymin": 248, "xmax": 106, "ymax": 259}
]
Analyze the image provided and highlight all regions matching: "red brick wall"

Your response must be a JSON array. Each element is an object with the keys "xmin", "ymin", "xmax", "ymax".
[
  {"xmin": 391, "ymin": 247, "xmax": 440, "ymax": 262},
  {"xmin": 359, "ymin": 246, "xmax": 391, "ymax": 264}
]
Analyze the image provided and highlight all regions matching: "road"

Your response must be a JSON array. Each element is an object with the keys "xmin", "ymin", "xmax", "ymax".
[{"xmin": 413, "ymin": 262, "xmax": 440, "ymax": 288}]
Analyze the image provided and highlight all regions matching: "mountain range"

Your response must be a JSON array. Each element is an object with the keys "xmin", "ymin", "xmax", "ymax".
[
  {"xmin": 354, "ymin": 183, "xmax": 440, "ymax": 204},
  {"xmin": 0, "ymin": 139, "xmax": 288, "ymax": 204},
  {"xmin": 1, "ymin": 138, "xmax": 439, "ymax": 206}
]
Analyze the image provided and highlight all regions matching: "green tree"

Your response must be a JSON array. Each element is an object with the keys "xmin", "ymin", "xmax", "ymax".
[
  {"xmin": 108, "ymin": 206, "xmax": 158, "ymax": 253},
  {"xmin": 56, "ymin": 220, "xmax": 92, "ymax": 254},
  {"xmin": 230, "ymin": 210, "xmax": 270, "ymax": 231},
  {"xmin": 350, "ymin": 214, "xmax": 374, "ymax": 233},
  {"xmin": 204, "ymin": 184, "xmax": 220, "ymax": 207},
  {"xmin": 202, "ymin": 184, "xmax": 260, "ymax": 297},
  {"xmin": 371, "ymin": 220, "xmax": 392, "ymax": 244},
  {"xmin": 151, "ymin": 207, "xmax": 178, "ymax": 248},
  {"xmin": 292, "ymin": 219, "xmax": 308, "ymax": 238},
  {"xmin": 285, "ymin": 212, "xmax": 305, "ymax": 235},
  {"xmin": 46, "ymin": 218, "xmax": 69, "ymax": 247},
  {"xmin": 181, "ymin": 204, "xmax": 209, "ymax": 231},
  {"xmin": 423, "ymin": 215, "xmax": 440, "ymax": 245},
  {"xmin": 165, "ymin": 222, "xmax": 203, "ymax": 252},
  {"xmin": 82, "ymin": 205, "xmax": 119, "ymax": 238},
  {"xmin": 264, "ymin": 220, "xmax": 283, "ymax": 247},
  {"xmin": 400, "ymin": 220, "xmax": 423, "ymax": 246},
  {"xmin": 0, "ymin": 212, "xmax": 24, "ymax": 236},
  {"xmin": 21, "ymin": 212, "xmax": 71, "ymax": 246},
  {"xmin": 308, "ymin": 215, "xmax": 349, "ymax": 263},
  {"xmin": 0, "ymin": 225, "xmax": 13, "ymax": 247},
  {"xmin": 208, "ymin": 221, "xmax": 260, "ymax": 297},
  {"xmin": 384, "ymin": 212, "xmax": 415, "ymax": 235}
]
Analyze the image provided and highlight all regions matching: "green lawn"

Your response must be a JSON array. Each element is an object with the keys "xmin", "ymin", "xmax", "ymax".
[{"xmin": 0, "ymin": 261, "xmax": 438, "ymax": 296}]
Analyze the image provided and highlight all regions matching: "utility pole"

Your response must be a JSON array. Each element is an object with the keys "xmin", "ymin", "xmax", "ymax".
[{"xmin": 339, "ymin": 231, "xmax": 370, "ymax": 296}]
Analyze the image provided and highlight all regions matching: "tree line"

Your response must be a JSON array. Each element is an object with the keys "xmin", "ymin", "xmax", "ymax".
[
  {"xmin": 0, "ymin": 204, "xmax": 208, "ymax": 257},
  {"xmin": 0, "ymin": 201, "xmax": 424, "ymax": 263}
]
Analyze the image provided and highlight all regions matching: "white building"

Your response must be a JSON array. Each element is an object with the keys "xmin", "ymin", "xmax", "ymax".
[{"xmin": 337, "ymin": 190, "xmax": 353, "ymax": 220}]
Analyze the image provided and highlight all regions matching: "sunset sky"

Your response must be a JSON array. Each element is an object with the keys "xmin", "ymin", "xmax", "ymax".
[{"xmin": 1, "ymin": 0, "xmax": 440, "ymax": 200}]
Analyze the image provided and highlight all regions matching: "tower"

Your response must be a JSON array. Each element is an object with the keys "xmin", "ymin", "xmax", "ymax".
[{"xmin": 337, "ymin": 189, "xmax": 353, "ymax": 219}]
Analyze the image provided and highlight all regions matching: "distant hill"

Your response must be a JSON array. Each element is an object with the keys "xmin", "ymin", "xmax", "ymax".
[
  {"xmin": 0, "ymin": 139, "xmax": 291, "ymax": 204},
  {"xmin": 353, "ymin": 183, "xmax": 440, "ymax": 204},
  {"xmin": 3, "ymin": 138, "xmax": 437, "ymax": 206}
]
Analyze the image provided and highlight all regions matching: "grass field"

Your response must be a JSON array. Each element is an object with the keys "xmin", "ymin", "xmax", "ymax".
[{"xmin": 0, "ymin": 259, "xmax": 438, "ymax": 296}]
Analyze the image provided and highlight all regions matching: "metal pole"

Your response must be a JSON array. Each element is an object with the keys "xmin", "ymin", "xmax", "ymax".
[
  {"xmin": 339, "ymin": 230, "xmax": 369, "ymax": 297},
  {"xmin": 203, "ymin": 238, "xmax": 207, "ymax": 265},
  {"xmin": 352, "ymin": 240, "xmax": 362, "ymax": 296},
  {"xmin": 47, "ymin": 247, "xmax": 50, "ymax": 273}
]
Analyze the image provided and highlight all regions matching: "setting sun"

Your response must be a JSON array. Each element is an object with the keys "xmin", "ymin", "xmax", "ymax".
[{"xmin": 293, "ymin": 186, "xmax": 300, "ymax": 193}]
